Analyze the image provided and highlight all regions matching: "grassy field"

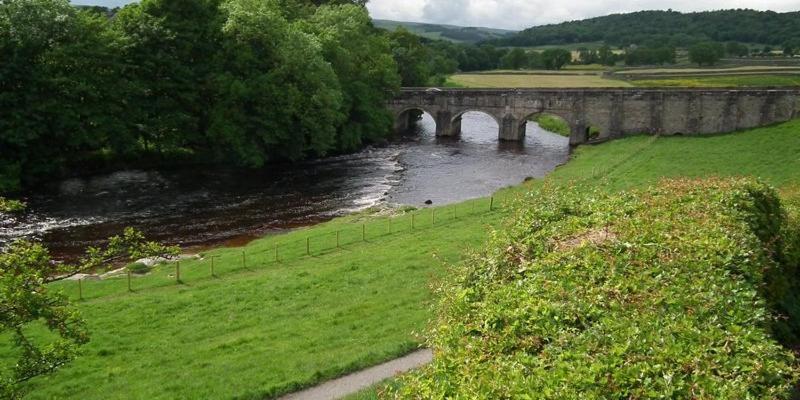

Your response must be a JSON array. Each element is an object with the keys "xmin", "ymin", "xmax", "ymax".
[
  {"xmin": 632, "ymin": 74, "xmax": 800, "ymax": 87},
  {"xmin": 4, "ymin": 119, "xmax": 800, "ymax": 399},
  {"xmin": 447, "ymin": 73, "xmax": 631, "ymax": 88}
]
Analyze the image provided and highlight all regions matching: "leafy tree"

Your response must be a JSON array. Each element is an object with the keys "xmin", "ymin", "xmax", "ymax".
[
  {"xmin": 598, "ymin": 45, "xmax": 617, "ymax": 66},
  {"xmin": 725, "ymin": 41, "xmax": 749, "ymax": 57},
  {"xmin": 577, "ymin": 47, "xmax": 598, "ymax": 65},
  {"xmin": 304, "ymin": 4, "xmax": 400, "ymax": 150},
  {"xmin": 0, "ymin": 228, "xmax": 177, "ymax": 398},
  {"xmin": 689, "ymin": 42, "xmax": 725, "ymax": 66},
  {"xmin": 209, "ymin": 0, "xmax": 343, "ymax": 165},
  {"xmin": 500, "ymin": 48, "xmax": 528, "ymax": 70},
  {"xmin": 541, "ymin": 48, "xmax": 572, "ymax": 70},
  {"xmin": 388, "ymin": 28, "xmax": 431, "ymax": 86}
]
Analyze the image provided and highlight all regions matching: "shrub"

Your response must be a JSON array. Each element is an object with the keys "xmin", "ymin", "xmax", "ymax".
[
  {"xmin": 391, "ymin": 178, "xmax": 799, "ymax": 399},
  {"xmin": 127, "ymin": 262, "xmax": 152, "ymax": 275},
  {"xmin": 0, "ymin": 197, "xmax": 25, "ymax": 213}
]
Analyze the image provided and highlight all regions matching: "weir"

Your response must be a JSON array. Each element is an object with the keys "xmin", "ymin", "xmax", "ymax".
[{"xmin": 390, "ymin": 88, "xmax": 800, "ymax": 145}]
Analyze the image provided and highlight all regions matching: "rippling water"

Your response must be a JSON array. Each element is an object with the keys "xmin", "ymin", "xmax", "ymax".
[{"xmin": 1, "ymin": 112, "xmax": 569, "ymax": 259}]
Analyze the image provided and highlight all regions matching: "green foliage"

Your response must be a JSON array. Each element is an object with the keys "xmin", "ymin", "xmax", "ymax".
[
  {"xmin": 392, "ymin": 178, "xmax": 800, "ymax": 398},
  {"xmin": 540, "ymin": 48, "xmax": 571, "ymax": 70},
  {"xmin": 126, "ymin": 263, "xmax": 152, "ymax": 275},
  {"xmin": 500, "ymin": 48, "xmax": 529, "ymax": 70},
  {"xmin": 530, "ymin": 114, "xmax": 570, "ymax": 136},
  {"xmin": 494, "ymin": 9, "xmax": 800, "ymax": 48},
  {"xmin": 0, "ymin": 198, "xmax": 25, "ymax": 213},
  {"xmin": 0, "ymin": 241, "xmax": 89, "ymax": 399},
  {"xmin": 689, "ymin": 42, "xmax": 726, "ymax": 66},
  {"xmin": 0, "ymin": 0, "xmax": 403, "ymax": 193},
  {"xmin": 624, "ymin": 45, "xmax": 676, "ymax": 66}
]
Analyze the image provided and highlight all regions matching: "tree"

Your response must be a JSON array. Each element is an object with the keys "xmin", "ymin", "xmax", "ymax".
[
  {"xmin": 208, "ymin": 0, "xmax": 344, "ymax": 165},
  {"xmin": 304, "ymin": 4, "xmax": 400, "ymax": 150},
  {"xmin": 388, "ymin": 28, "xmax": 431, "ymax": 86},
  {"xmin": 500, "ymin": 48, "xmax": 528, "ymax": 70},
  {"xmin": 598, "ymin": 44, "xmax": 617, "ymax": 66},
  {"xmin": 689, "ymin": 42, "xmax": 724, "ymax": 66},
  {"xmin": 0, "ymin": 228, "xmax": 177, "ymax": 398},
  {"xmin": 725, "ymin": 41, "xmax": 749, "ymax": 57},
  {"xmin": 541, "ymin": 48, "xmax": 572, "ymax": 70}
]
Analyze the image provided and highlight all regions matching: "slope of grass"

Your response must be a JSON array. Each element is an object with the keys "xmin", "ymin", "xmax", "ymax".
[{"xmin": 3, "ymin": 119, "xmax": 800, "ymax": 399}]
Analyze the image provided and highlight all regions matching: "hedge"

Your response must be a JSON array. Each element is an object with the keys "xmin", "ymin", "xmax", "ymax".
[{"xmin": 393, "ymin": 178, "xmax": 800, "ymax": 399}]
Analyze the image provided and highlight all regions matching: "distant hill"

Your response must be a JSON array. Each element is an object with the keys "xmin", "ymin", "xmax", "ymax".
[
  {"xmin": 492, "ymin": 9, "xmax": 800, "ymax": 48},
  {"xmin": 373, "ymin": 19, "xmax": 516, "ymax": 43}
]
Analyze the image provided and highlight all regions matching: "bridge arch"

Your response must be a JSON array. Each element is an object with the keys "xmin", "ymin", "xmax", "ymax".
[
  {"xmin": 450, "ymin": 109, "xmax": 502, "ymax": 139},
  {"xmin": 393, "ymin": 107, "xmax": 436, "ymax": 134}
]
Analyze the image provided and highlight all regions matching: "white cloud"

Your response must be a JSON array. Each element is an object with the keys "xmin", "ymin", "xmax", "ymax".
[{"xmin": 366, "ymin": 0, "xmax": 800, "ymax": 30}]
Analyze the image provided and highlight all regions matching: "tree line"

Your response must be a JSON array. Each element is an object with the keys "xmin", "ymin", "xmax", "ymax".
[
  {"xmin": 492, "ymin": 9, "xmax": 800, "ymax": 49},
  {"xmin": 0, "ymin": 0, "xmax": 400, "ymax": 193}
]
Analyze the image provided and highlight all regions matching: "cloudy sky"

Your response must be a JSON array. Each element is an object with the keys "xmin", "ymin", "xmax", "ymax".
[{"xmin": 72, "ymin": 0, "xmax": 798, "ymax": 30}]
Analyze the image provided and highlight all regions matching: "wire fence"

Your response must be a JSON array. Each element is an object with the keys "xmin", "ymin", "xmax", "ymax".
[{"xmin": 61, "ymin": 196, "xmax": 503, "ymax": 302}]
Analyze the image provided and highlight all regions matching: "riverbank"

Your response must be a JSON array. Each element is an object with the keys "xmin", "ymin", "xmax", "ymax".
[{"xmin": 5, "ymin": 119, "xmax": 800, "ymax": 399}]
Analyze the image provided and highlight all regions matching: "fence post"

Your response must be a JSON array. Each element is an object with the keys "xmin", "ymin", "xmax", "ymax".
[
  {"xmin": 176, "ymin": 261, "xmax": 181, "ymax": 283},
  {"xmin": 128, "ymin": 270, "xmax": 132, "ymax": 292},
  {"xmin": 412, "ymin": 214, "xmax": 415, "ymax": 230},
  {"xmin": 490, "ymin": 196, "xmax": 494, "ymax": 211},
  {"xmin": 454, "ymin": 205, "xmax": 457, "ymax": 219},
  {"xmin": 78, "ymin": 279, "xmax": 83, "ymax": 301},
  {"xmin": 306, "ymin": 237, "xmax": 310, "ymax": 256},
  {"xmin": 362, "ymin": 224, "xmax": 366, "ymax": 241}
]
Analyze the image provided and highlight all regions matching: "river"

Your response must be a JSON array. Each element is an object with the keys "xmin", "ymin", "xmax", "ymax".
[{"xmin": 0, "ymin": 112, "xmax": 570, "ymax": 260}]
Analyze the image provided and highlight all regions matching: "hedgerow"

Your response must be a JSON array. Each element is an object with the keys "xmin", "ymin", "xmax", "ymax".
[{"xmin": 392, "ymin": 178, "xmax": 800, "ymax": 399}]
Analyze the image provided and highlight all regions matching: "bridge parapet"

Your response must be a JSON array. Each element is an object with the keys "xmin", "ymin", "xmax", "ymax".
[{"xmin": 389, "ymin": 88, "xmax": 800, "ymax": 145}]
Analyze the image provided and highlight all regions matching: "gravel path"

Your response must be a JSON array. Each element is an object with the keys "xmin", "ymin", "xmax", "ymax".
[{"xmin": 278, "ymin": 349, "xmax": 432, "ymax": 400}]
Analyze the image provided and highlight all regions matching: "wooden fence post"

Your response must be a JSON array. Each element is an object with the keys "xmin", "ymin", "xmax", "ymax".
[
  {"xmin": 128, "ymin": 270, "xmax": 132, "ymax": 292},
  {"xmin": 412, "ymin": 214, "xmax": 415, "ymax": 230},
  {"xmin": 176, "ymin": 261, "xmax": 181, "ymax": 283},
  {"xmin": 490, "ymin": 196, "xmax": 494, "ymax": 211},
  {"xmin": 306, "ymin": 237, "xmax": 310, "ymax": 256},
  {"xmin": 78, "ymin": 279, "xmax": 83, "ymax": 300},
  {"xmin": 362, "ymin": 224, "xmax": 366, "ymax": 241}
]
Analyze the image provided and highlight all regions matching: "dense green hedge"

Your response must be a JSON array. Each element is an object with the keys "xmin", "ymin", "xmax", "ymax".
[{"xmin": 393, "ymin": 178, "xmax": 800, "ymax": 398}]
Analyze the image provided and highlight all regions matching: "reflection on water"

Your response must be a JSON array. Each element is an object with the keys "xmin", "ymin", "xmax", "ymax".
[{"xmin": 1, "ymin": 112, "xmax": 569, "ymax": 259}]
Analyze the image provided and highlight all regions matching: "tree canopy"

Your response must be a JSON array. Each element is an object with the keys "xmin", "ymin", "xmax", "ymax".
[{"xmin": 0, "ymin": 0, "xmax": 400, "ymax": 192}]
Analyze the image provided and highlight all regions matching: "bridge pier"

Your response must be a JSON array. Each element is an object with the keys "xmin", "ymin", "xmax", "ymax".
[
  {"xmin": 569, "ymin": 121, "xmax": 588, "ymax": 146},
  {"xmin": 499, "ymin": 115, "xmax": 524, "ymax": 141},
  {"xmin": 435, "ymin": 111, "xmax": 459, "ymax": 137}
]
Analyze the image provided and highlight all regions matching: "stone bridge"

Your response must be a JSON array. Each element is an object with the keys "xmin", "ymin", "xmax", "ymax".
[{"xmin": 389, "ymin": 88, "xmax": 800, "ymax": 145}]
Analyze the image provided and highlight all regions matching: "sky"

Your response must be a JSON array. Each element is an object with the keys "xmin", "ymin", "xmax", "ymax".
[{"xmin": 71, "ymin": 0, "xmax": 799, "ymax": 30}]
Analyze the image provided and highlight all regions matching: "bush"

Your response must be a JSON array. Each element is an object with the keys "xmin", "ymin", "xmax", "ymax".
[
  {"xmin": 0, "ymin": 197, "xmax": 25, "ymax": 213},
  {"xmin": 127, "ymin": 263, "xmax": 152, "ymax": 275},
  {"xmin": 392, "ymin": 178, "xmax": 799, "ymax": 398}
]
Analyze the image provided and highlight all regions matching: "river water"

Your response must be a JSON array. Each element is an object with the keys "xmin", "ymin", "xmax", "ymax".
[{"xmin": 0, "ymin": 113, "xmax": 570, "ymax": 260}]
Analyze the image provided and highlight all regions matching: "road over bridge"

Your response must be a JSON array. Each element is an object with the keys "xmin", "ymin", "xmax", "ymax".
[{"xmin": 389, "ymin": 88, "xmax": 800, "ymax": 145}]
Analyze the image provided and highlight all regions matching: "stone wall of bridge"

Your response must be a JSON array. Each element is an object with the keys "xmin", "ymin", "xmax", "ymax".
[{"xmin": 389, "ymin": 88, "xmax": 800, "ymax": 145}]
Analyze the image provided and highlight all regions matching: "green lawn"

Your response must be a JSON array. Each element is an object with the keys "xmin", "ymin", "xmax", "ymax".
[
  {"xmin": 447, "ymin": 72, "xmax": 632, "ymax": 88},
  {"xmin": 4, "ymin": 119, "xmax": 800, "ymax": 399}
]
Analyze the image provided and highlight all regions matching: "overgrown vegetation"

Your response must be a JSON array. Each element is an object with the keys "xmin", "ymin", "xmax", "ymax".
[
  {"xmin": 392, "ymin": 178, "xmax": 800, "ymax": 398},
  {"xmin": 0, "ymin": 198, "xmax": 25, "ymax": 213}
]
